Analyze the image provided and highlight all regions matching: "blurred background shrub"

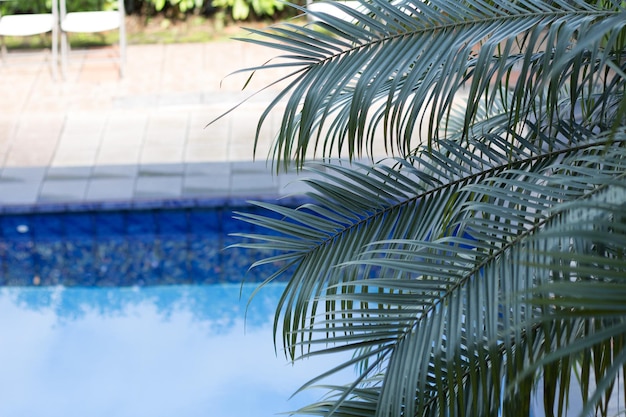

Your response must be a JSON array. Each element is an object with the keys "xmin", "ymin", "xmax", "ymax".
[
  {"xmin": 0, "ymin": 0, "xmax": 117, "ymax": 14},
  {"xmin": 0, "ymin": 0, "xmax": 303, "ymax": 21}
]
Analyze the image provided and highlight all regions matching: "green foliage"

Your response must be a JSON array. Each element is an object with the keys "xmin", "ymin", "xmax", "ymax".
[
  {"xmin": 211, "ymin": 0, "xmax": 248, "ymax": 19},
  {"xmin": 148, "ymin": 0, "xmax": 203, "ymax": 13},
  {"xmin": 0, "ymin": 0, "xmax": 117, "ymax": 14},
  {"xmin": 127, "ymin": 0, "xmax": 293, "ymax": 18},
  {"xmin": 0, "ymin": 0, "xmax": 48, "ymax": 14},
  {"xmin": 211, "ymin": 0, "xmax": 283, "ymax": 20},
  {"xmin": 250, "ymin": 0, "xmax": 283, "ymax": 17},
  {"xmin": 224, "ymin": 0, "xmax": 626, "ymax": 416},
  {"xmin": 0, "ymin": 0, "xmax": 289, "ymax": 21}
]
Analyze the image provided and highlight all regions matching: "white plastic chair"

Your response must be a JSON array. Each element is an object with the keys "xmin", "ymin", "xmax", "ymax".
[
  {"xmin": 306, "ymin": 0, "xmax": 360, "ymax": 23},
  {"xmin": 0, "ymin": 0, "xmax": 59, "ymax": 79},
  {"xmin": 59, "ymin": 0, "xmax": 125, "ymax": 78}
]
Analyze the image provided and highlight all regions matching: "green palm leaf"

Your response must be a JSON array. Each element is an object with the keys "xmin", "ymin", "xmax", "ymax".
[
  {"xmin": 233, "ymin": 128, "xmax": 626, "ymax": 415},
  {"xmin": 225, "ymin": 0, "xmax": 626, "ymax": 415},
  {"xmin": 228, "ymin": 0, "xmax": 626, "ymax": 170}
]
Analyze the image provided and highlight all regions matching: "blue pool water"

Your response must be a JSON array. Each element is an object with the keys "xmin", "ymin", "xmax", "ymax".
[
  {"xmin": 2, "ymin": 205, "xmax": 623, "ymax": 416},
  {"xmin": 0, "ymin": 203, "xmax": 350, "ymax": 417},
  {"xmin": 0, "ymin": 283, "xmax": 351, "ymax": 417}
]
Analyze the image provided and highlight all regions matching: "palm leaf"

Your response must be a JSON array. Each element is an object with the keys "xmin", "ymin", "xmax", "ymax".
[
  {"xmin": 227, "ymin": 0, "xmax": 626, "ymax": 170},
  {"xmin": 233, "ymin": 123, "xmax": 626, "ymax": 415},
  {"xmin": 226, "ymin": 0, "xmax": 626, "ymax": 415}
]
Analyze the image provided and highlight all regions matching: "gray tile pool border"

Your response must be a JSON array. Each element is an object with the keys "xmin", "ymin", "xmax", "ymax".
[
  {"xmin": 0, "ymin": 160, "xmax": 316, "ymax": 214},
  {"xmin": 0, "ymin": 194, "xmax": 313, "ymax": 215},
  {"xmin": 0, "ymin": 158, "xmax": 375, "ymax": 214}
]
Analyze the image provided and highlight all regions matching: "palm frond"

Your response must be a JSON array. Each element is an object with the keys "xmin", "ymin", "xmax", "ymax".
[
  {"xmin": 230, "ymin": 0, "xmax": 626, "ymax": 169},
  {"xmin": 233, "ymin": 115, "xmax": 626, "ymax": 415},
  {"xmin": 226, "ymin": 0, "xmax": 626, "ymax": 415}
]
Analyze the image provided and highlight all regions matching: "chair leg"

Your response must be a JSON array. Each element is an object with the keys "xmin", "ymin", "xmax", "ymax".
[
  {"xmin": 51, "ymin": 26, "xmax": 58, "ymax": 80},
  {"xmin": 60, "ymin": 30, "xmax": 68, "ymax": 79},
  {"xmin": 0, "ymin": 36, "xmax": 6, "ymax": 65},
  {"xmin": 119, "ymin": 21, "xmax": 126, "ymax": 78}
]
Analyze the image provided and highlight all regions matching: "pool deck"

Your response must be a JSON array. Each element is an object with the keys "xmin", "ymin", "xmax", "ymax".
[{"xmin": 0, "ymin": 40, "xmax": 330, "ymax": 211}]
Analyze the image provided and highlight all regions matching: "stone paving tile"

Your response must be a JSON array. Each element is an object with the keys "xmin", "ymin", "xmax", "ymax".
[
  {"xmin": 158, "ymin": 93, "xmax": 204, "ymax": 107},
  {"xmin": 92, "ymin": 164, "xmax": 139, "ymax": 178},
  {"xmin": 4, "ymin": 145, "xmax": 57, "ymax": 167},
  {"xmin": 230, "ymin": 160, "xmax": 282, "ymax": 197},
  {"xmin": 138, "ymin": 163, "xmax": 186, "ymax": 176},
  {"xmin": 63, "ymin": 112, "xmax": 108, "ymax": 133},
  {"xmin": 95, "ymin": 146, "xmax": 142, "ymax": 165},
  {"xmin": 57, "ymin": 133, "xmax": 102, "ymax": 150},
  {"xmin": 0, "ymin": 40, "xmax": 368, "ymax": 209},
  {"xmin": 101, "ymin": 130, "xmax": 145, "ymax": 147},
  {"xmin": 51, "ymin": 147, "xmax": 99, "ymax": 167},
  {"xmin": 46, "ymin": 166, "xmax": 92, "ymax": 179},
  {"xmin": 39, "ymin": 178, "xmax": 89, "ymax": 202},
  {"xmin": 277, "ymin": 172, "xmax": 316, "ymax": 197},
  {"xmin": 134, "ymin": 176, "xmax": 184, "ymax": 199},
  {"xmin": 0, "ymin": 182, "xmax": 41, "ymax": 205},
  {"xmin": 185, "ymin": 143, "xmax": 229, "ymax": 163},
  {"xmin": 184, "ymin": 161, "xmax": 231, "ymax": 176},
  {"xmin": 1, "ymin": 164, "xmax": 45, "ymax": 177},
  {"xmin": 86, "ymin": 178, "xmax": 136, "ymax": 201},
  {"xmin": 0, "ymin": 167, "xmax": 47, "ymax": 205},
  {"xmin": 182, "ymin": 176, "xmax": 230, "ymax": 198},
  {"xmin": 144, "ymin": 133, "xmax": 186, "ymax": 147},
  {"xmin": 139, "ymin": 145, "xmax": 185, "ymax": 164}
]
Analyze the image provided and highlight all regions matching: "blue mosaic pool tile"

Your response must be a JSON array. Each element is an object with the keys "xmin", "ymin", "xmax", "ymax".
[
  {"xmin": 153, "ymin": 197, "xmax": 194, "ymax": 209},
  {"xmin": 33, "ymin": 241, "xmax": 65, "ymax": 285},
  {"xmin": 189, "ymin": 237, "xmax": 222, "ymax": 284},
  {"xmin": 1, "ymin": 215, "xmax": 33, "ymax": 239},
  {"xmin": 131, "ymin": 199, "xmax": 175, "ymax": 210},
  {"xmin": 127, "ymin": 238, "xmax": 163, "ymax": 286},
  {"xmin": 188, "ymin": 208, "xmax": 222, "ymax": 234},
  {"xmin": 0, "ymin": 204, "xmax": 30, "ymax": 215},
  {"xmin": 193, "ymin": 197, "xmax": 230, "ymax": 208},
  {"xmin": 5, "ymin": 241, "xmax": 36, "ymax": 285},
  {"xmin": 63, "ymin": 201, "xmax": 104, "ymax": 213},
  {"xmin": 63, "ymin": 240, "xmax": 97, "ymax": 286},
  {"xmin": 222, "ymin": 244, "xmax": 257, "ymax": 284},
  {"xmin": 28, "ymin": 203, "xmax": 68, "ymax": 214},
  {"xmin": 31, "ymin": 214, "xmax": 64, "ymax": 239},
  {"xmin": 64, "ymin": 212, "xmax": 96, "ymax": 238},
  {"xmin": 126, "ymin": 211, "xmax": 157, "ymax": 235},
  {"xmin": 0, "ymin": 243, "xmax": 5, "ymax": 285},
  {"xmin": 156, "ymin": 209, "xmax": 189, "ymax": 235},
  {"xmin": 94, "ymin": 200, "xmax": 136, "ymax": 212},
  {"xmin": 95, "ymin": 211, "xmax": 126, "ymax": 237},
  {"xmin": 222, "ymin": 208, "xmax": 258, "ymax": 235},
  {"xmin": 95, "ymin": 240, "xmax": 133, "ymax": 286},
  {"xmin": 0, "ymin": 198, "xmax": 309, "ymax": 287},
  {"xmin": 159, "ymin": 238, "xmax": 191, "ymax": 284}
]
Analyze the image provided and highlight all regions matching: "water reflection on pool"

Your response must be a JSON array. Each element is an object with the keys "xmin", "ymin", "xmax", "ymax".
[{"xmin": 0, "ymin": 282, "xmax": 350, "ymax": 417}]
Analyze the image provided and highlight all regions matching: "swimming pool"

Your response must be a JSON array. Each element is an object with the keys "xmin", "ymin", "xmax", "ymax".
[{"xmin": 0, "ymin": 202, "xmax": 349, "ymax": 417}]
